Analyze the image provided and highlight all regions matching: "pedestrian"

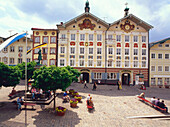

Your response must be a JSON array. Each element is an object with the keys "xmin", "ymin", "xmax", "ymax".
[
  {"xmin": 17, "ymin": 96, "xmax": 23, "ymax": 111},
  {"xmin": 93, "ymin": 82, "xmax": 97, "ymax": 90},
  {"xmin": 117, "ymin": 80, "xmax": 120, "ymax": 90},
  {"xmin": 84, "ymin": 80, "xmax": 88, "ymax": 88},
  {"xmin": 159, "ymin": 100, "xmax": 168, "ymax": 113},
  {"xmin": 119, "ymin": 81, "xmax": 122, "ymax": 90}
]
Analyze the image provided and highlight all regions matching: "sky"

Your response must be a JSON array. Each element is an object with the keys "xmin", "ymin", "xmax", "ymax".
[{"xmin": 0, "ymin": 0, "xmax": 170, "ymax": 42}]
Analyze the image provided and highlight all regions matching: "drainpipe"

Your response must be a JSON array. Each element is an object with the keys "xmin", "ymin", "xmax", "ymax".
[
  {"xmin": 105, "ymin": 24, "xmax": 110, "ymax": 84},
  {"xmin": 148, "ymin": 30, "xmax": 150, "ymax": 87}
]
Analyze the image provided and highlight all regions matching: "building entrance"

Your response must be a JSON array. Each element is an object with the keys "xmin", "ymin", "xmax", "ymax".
[
  {"xmin": 122, "ymin": 73, "xmax": 130, "ymax": 85},
  {"xmin": 80, "ymin": 72, "xmax": 89, "ymax": 83}
]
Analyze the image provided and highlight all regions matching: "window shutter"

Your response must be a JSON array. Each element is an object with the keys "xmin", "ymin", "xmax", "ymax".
[{"xmin": 91, "ymin": 73, "xmax": 94, "ymax": 79}]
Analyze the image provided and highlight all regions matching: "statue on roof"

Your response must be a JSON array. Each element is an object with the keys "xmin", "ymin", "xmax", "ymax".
[{"xmin": 85, "ymin": 0, "xmax": 90, "ymax": 13}]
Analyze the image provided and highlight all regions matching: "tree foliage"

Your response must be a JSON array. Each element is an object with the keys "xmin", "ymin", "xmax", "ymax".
[
  {"xmin": 0, "ymin": 62, "xmax": 21, "ymax": 88},
  {"xmin": 65, "ymin": 66, "xmax": 81, "ymax": 82}
]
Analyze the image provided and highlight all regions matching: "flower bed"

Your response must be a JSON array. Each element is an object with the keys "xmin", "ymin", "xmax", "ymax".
[
  {"xmin": 74, "ymin": 95, "xmax": 82, "ymax": 102},
  {"xmin": 56, "ymin": 106, "xmax": 66, "ymax": 116}
]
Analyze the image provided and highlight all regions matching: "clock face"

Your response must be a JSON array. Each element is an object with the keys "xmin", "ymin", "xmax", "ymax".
[{"xmin": 125, "ymin": 25, "xmax": 130, "ymax": 30}]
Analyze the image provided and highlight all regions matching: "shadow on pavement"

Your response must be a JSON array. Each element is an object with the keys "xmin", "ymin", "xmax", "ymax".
[{"xmin": 32, "ymin": 108, "xmax": 81, "ymax": 127}]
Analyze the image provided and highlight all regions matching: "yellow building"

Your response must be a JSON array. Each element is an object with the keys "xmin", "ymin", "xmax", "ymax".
[
  {"xmin": 56, "ymin": 1, "xmax": 153, "ymax": 85},
  {"xmin": 0, "ymin": 36, "xmax": 33, "ymax": 65},
  {"xmin": 149, "ymin": 38, "xmax": 170, "ymax": 87},
  {"xmin": 31, "ymin": 28, "xmax": 57, "ymax": 66}
]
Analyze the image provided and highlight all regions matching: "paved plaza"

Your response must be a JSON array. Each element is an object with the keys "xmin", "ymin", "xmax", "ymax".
[{"xmin": 0, "ymin": 82, "xmax": 170, "ymax": 127}]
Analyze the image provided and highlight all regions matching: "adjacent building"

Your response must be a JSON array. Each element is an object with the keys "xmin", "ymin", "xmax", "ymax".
[
  {"xmin": 56, "ymin": 1, "xmax": 153, "ymax": 85},
  {"xmin": 149, "ymin": 38, "xmax": 170, "ymax": 87},
  {"xmin": 0, "ymin": 36, "xmax": 33, "ymax": 65}
]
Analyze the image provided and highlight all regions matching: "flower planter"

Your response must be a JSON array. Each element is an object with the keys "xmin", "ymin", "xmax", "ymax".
[
  {"xmin": 74, "ymin": 95, "xmax": 82, "ymax": 102},
  {"xmin": 70, "ymin": 103, "xmax": 77, "ymax": 108},
  {"xmin": 165, "ymin": 86, "xmax": 169, "ymax": 89},
  {"xmin": 76, "ymin": 99, "xmax": 81, "ymax": 102},
  {"xmin": 57, "ymin": 111, "xmax": 65, "ymax": 116}
]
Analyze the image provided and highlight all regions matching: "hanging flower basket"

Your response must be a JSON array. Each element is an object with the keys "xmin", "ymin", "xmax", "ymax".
[
  {"xmin": 69, "ymin": 89, "xmax": 75, "ymax": 95},
  {"xmin": 56, "ymin": 106, "xmax": 66, "ymax": 116},
  {"xmin": 74, "ymin": 95, "xmax": 82, "ymax": 102},
  {"xmin": 70, "ymin": 99, "xmax": 78, "ymax": 108}
]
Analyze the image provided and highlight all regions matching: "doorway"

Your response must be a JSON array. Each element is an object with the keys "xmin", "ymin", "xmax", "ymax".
[
  {"xmin": 122, "ymin": 73, "xmax": 130, "ymax": 85},
  {"xmin": 81, "ymin": 72, "xmax": 89, "ymax": 83}
]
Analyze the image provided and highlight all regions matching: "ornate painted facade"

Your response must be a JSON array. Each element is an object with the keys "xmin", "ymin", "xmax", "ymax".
[
  {"xmin": 0, "ymin": 36, "xmax": 33, "ymax": 65},
  {"xmin": 149, "ymin": 38, "xmax": 170, "ymax": 87}
]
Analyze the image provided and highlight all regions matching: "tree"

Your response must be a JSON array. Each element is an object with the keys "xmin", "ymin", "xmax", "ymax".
[
  {"xmin": 65, "ymin": 66, "xmax": 81, "ymax": 82},
  {"xmin": 17, "ymin": 61, "xmax": 36, "ymax": 80},
  {"xmin": 32, "ymin": 66, "xmax": 79, "ymax": 110},
  {"xmin": 0, "ymin": 62, "xmax": 21, "ymax": 88}
]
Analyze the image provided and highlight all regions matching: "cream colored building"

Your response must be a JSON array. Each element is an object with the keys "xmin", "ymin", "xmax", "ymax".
[
  {"xmin": 149, "ymin": 38, "xmax": 170, "ymax": 87},
  {"xmin": 56, "ymin": 1, "xmax": 153, "ymax": 85},
  {"xmin": 31, "ymin": 28, "xmax": 57, "ymax": 66},
  {"xmin": 0, "ymin": 36, "xmax": 33, "ymax": 65}
]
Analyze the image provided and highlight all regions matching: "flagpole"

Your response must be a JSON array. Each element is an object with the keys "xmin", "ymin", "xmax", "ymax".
[{"xmin": 25, "ymin": 31, "xmax": 28, "ymax": 127}]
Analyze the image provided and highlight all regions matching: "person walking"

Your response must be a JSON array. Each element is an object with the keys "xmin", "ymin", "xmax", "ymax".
[
  {"xmin": 84, "ymin": 80, "xmax": 88, "ymax": 88},
  {"xmin": 117, "ymin": 80, "xmax": 120, "ymax": 90},
  {"xmin": 93, "ymin": 82, "xmax": 97, "ymax": 90}
]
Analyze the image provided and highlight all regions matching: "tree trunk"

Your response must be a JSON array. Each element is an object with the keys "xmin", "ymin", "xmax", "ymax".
[{"xmin": 53, "ymin": 90, "xmax": 56, "ymax": 111}]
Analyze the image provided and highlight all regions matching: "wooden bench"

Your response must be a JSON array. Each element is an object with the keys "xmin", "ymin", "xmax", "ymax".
[
  {"xmin": 137, "ymin": 96, "xmax": 166, "ymax": 113},
  {"xmin": 23, "ymin": 102, "xmax": 36, "ymax": 109}
]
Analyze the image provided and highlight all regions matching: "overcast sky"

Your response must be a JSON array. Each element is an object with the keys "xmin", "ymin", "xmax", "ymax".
[{"xmin": 0, "ymin": 0, "xmax": 170, "ymax": 42}]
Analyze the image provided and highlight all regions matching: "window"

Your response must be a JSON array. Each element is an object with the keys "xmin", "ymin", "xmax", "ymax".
[
  {"xmin": 94, "ymin": 73, "xmax": 102, "ymax": 79},
  {"xmin": 108, "ymin": 48, "xmax": 113, "ymax": 54},
  {"xmin": 50, "ymin": 48, "xmax": 56, "ymax": 54},
  {"xmin": 27, "ymin": 46, "xmax": 31, "ymax": 51},
  {"xmin": 158, "ymin": 66, "xmax": 162, "ymax": 71},
  {"xmin": 51, "ymin": 37, "xmax": 56, "ymax": 43},
  {"xmin": 158, "ymin": 54, "xmax": 162, "ymax": 59},
  {"xmin": 34, "ymin": 48, "xmax": 39, "ymax": 53},
  {"xmin": 10, "ymin": 46, "xmax": 15, "ymax": 52},
  {"xmin": 97, "ymin": 60, "xmax": 102, "ymax": 66},
  {"xmin": 3, "ymin": 57, "xmax": 7, "ymax": 63},
  {"xmin": 43, "ymin": 37, "xmax": 48, "ymax": 43},
  {"xmin": 125, "ymin": 61, "xmax": 129, "ymax": 67},
  {"xmin": 158, "ymin": 78, "xmax": 162, "ymax": 85},
  {"xmin": 35, "ymin": 37, "xmax": 40, "ymax": 43},
  {"xmin": 151, "ymin": 78, "xmax": 155, "ymax": 85},
  {"xmin": 142, "ymin": 61, "xmax": 146, "ymax": 67},
  {"xmin": 134, "ymin": 61, "xmax": 138, "ymax": 67},
  {"xmin": 158, "ymin": 44, "xmax": 162, "ymax": 47},
  {"xmin": 70, "ymin": 60, "xmax": 75, "ymax": 66},
  {"xmin": 125, "ymin": 35, "xmax": 129, "ymax": 42},
  {"xmin": 116, "ymin": 61, "xmax": 121, "ymax": 67},
  {"xmin": 165, "ymin": 44, "xmax": 169, "ymax": 47},
  {"xmin": 165, "ymin": 66, "xmax": 169, "ymax": 71},
  {"xmin": 70, "ymin": 47, "xmax": 75, "ymax": 54},
  {"xmin": 71, "ymin": 34, "xmax": 75, "ymax": 40},
  {"xmin": 165, "ymin": 78, "xmax": 170, "ymax": 85},
  {"xmin": 108, "ymin": 35, "xmax": 113, "ymax": 40},
  {"xmin": 80, "ymin": 48, "xmax": 84, "ymax": 54},
  {"xmin": 97, "ymin": 34, "xmax": 102, "ymax": 41},
  {"xmin": 10, "ymin": 58, "xmax": 14, "ymax": 64},
  {"xmin": 60, "ymin": 47, "xmax": 65, "ymax": 53},
  {"xmin": 88, "ymin": 60, "xmax": 93, "ymax": 66},
  {"xmin": 125, "ymin": 49, "xmax": 129, "ymax": 55},
  {"xmin": 61, "ymin": 34, "xmax": 66, "ymax": 39},
  {"xmin": 3, "ymin": 47, "xmax": 8, "ymax": 52},
  {"xmin": 89, "ymin": 34, "xmax": 93, "ymax": 41},
  {"xmin": 60, "ymin": 59, "xmax": 65, "ymax": 66},
  {"xmin": 108, "ymin": 60, "xmax": 112, "ymax": 67},
  {"xmin": 42, "ymin": 60, "xmax": 47, "ymax": 66},
  {"xmin": 89, "ymin": 48, "xmax": 93, "ymax": 54},
  {"xmin": 107, "ymin": 73, "xmax": 116, "ymax": 79},
  {"xmin": 151, "ymin": 66, "xmax": 155, "ymax": 71},
  {"xmin": 97, "ymin": 48, "xmax": 102, "ymax": 54},
  {"xmin": 18, "ymin": 46, "xmax": 23, "ymax": 52},
  {"xmin": 18, "ymin": 58, "xmax": 22, "ymax": 64},
  {"xmin": 134, "ymin": 49, "xmax": 138, "ymax": 55},
  {"xmin": 116, "ymin": 35, "xmax": 121, "ymax": 41},
  {"xmin": 151, "ymin": 53, "xmax": 155, "ymax": 59},
  {"xmin": 80, "ymin": 34, "xmax": 85, "ymax": 41},
  {"xmin": 142, "ymin": 36, "xmax": 146, "ymax": 42},
  {"xmin": 43, "ymin": 48, "xmax": 48, "ymax": 54},
  {"xmin": 116, "ymin": 48, "xmax": 121, "ymax": 55},
  {"xmin": 133, "ymin": 36, "xmax": 138, "ymax": 42},
  {"xmin": 79, "ymin": 60, "xmax": 84, "ymax": 66},
  {"xmin": 27, "ymin": 58, "xmax": 30, "ymax": 63},
  {"xmin": 50, "ymin": 60, "xmax": 55, "ymax": 65},
  {"xmin": 165, "ymin": 54, "xmax": 169, "ymax": 59},
  {"xmin": 142, "ymin": 49, "xmax": 146, "ymax": 55}
]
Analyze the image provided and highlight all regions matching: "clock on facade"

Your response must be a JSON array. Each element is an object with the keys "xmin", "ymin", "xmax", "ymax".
[{"xmin": 120, "ymin": 20, "xmax": 135, "ymax": 33}]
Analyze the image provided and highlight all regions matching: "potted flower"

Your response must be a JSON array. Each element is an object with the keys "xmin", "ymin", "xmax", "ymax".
[
  {"xmin": 56, "ymin": 106, "xmax": 66, "ymax": 116},
  {"xmin": 74, "ymin": 95, "xmax": 82, "ymax": 102},
  {"xmin": 70, "ymin": 98, "xmax": 78, "ymax": 108},
  {"xmin": 72, "ymin": 91, "xmax": 79, "ymax": 97},
  {"xmin": 69, "ymin": 89, "xmax": 75, "ymax": 95}
]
